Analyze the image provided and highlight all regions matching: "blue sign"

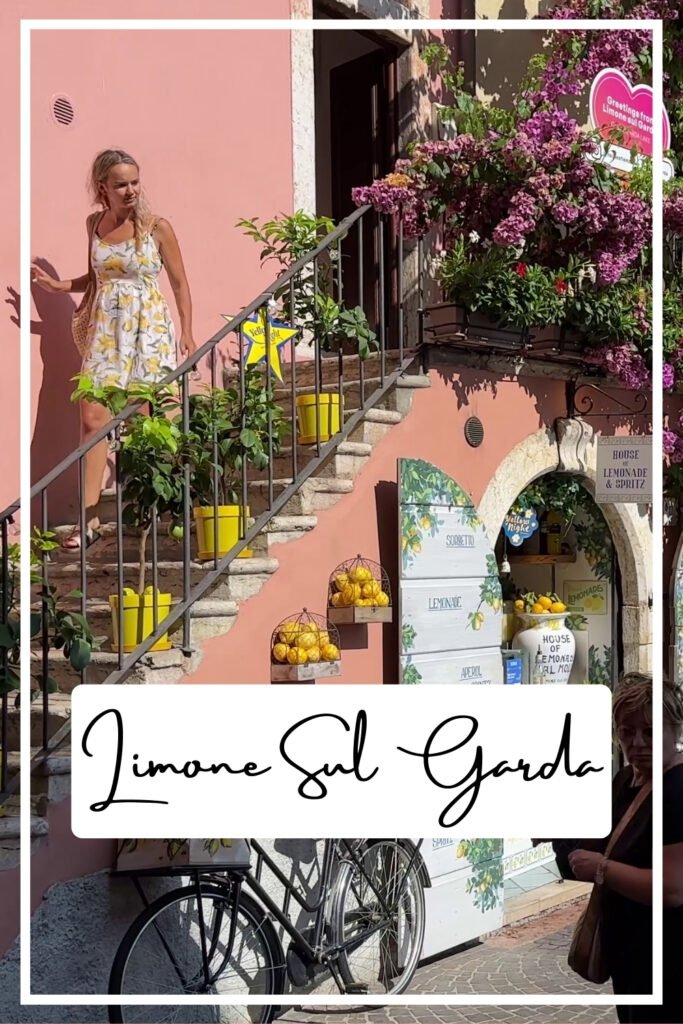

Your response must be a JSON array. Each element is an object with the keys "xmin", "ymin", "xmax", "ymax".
[
  {"xmin": 504, "ymin": 655, "xmax": 523, "ymax": 685},
  {"xmin": 503, "ymin": 508, "xmax": 539, "ymax": 547}
]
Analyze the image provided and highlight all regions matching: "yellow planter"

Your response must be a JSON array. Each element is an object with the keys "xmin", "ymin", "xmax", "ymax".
[
  {"xmin": 296, "ymin": 393, "xmax": 342, "ymax": 445},
  {"xmin": 109, "ymin": 589, "xmax": 173, "ymax": 654},
  {"xmin": 194, "ymin": 505, "xmax": 252, "ymax": 561}
]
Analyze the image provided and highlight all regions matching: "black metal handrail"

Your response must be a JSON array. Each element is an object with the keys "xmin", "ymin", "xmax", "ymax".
[{"xmin": 0, "ymin": 202, "xmax": 419, "ymax": 805}]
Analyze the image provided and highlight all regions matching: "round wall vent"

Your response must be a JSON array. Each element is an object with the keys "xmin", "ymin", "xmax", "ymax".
[
  {"xmin": 464, "ymin": 416, "xmax": 484, "ymax": 448},
  {"xmin": 51, "ymin": 95, "xmax": 74, "ymax": 126}
]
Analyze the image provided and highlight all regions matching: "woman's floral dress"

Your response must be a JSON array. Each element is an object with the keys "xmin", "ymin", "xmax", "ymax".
[{"xmin": 82, "ymin": 228, "xmax": 177, "ymax": 387}]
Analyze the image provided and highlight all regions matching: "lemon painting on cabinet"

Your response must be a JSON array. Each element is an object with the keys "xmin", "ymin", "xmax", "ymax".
[{"xmin": 397, "ymin": 459, "xmax": 504, "ymax": 685}]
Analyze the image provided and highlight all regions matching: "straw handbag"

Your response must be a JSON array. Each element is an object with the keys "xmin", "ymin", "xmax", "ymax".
[
  {"xmin": 568, "ymin": 780, "xmax": 652, "ymax": 983},
  {"xmin": 71, "ymin": 214, "xmax": 99, "ymax": 358}
]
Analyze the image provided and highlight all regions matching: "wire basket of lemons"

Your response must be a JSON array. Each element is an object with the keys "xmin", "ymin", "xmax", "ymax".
[
  {"xmin": 513, "ymin": 592, "xmax": 569, "ymax": 630},
  {"xmin": 327, "ymin": 555, "xmax": 392, "ymax": 624},
  {"xmin": 270, "ymin": 608, "xmax": 342, "ymax": 683}
]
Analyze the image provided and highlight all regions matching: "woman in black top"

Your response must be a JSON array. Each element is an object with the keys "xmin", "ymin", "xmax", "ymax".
[{"xmin": 557, "ymin": 673, "xmax": 683, "ymax": 1023}]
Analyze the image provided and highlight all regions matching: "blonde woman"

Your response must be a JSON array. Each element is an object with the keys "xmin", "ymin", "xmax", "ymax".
[{"xmin": 31, "ymin": 148, "xmax": 196, "ymax": 548}]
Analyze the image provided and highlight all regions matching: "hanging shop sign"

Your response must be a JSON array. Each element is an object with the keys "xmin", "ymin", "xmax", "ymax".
[
  {"xmin": 595, "ymin": 435, "xmax": 652, "ymax": 505},
  {"xmin": 563, "ymin": 580, "xmax": 609, "ymax": 616},
  {"xmin": 398, "ymin": 458, "xmax": 504, "ymax": 685},
  {"xmin": 588, "ymin": 68, "xmax": 674, "ymax": 180},
  {"xmin": 503, "ymin": 508, "xmax": 539, "ymax": 547}
]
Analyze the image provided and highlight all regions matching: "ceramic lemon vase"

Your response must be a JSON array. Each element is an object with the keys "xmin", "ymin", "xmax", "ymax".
[{"xmin": 512, "ymin": 612, "xmax": 576, "ymax": 684}]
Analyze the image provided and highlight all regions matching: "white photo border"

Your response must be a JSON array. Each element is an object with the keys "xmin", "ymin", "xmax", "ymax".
[{"xmin": 20, "ymin": 15, "xmax": 664, "ymax": 1008}]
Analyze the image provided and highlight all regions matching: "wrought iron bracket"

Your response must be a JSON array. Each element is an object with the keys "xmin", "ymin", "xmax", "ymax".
[{"xmin": 565, "ymin": 379, "xmax": 650, "ymax": 420}]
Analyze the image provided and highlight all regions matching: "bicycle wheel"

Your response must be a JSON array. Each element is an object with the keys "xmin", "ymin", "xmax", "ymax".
[
  {"xmin": 108, "ymin": 883, "xmax": 285, "ymax": 1024},
  {"xmin": 330, "ymin": 839, "xmax": 425, "ymax": 996}
]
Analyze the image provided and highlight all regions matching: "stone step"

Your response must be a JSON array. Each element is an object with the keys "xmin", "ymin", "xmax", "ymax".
[
  {"xmin": 31, "ymin": 646, "xmax": 200, "ymax": 692},
  {"xmin": 3, "ymin": 747, "xmax": 72, "ymax": 803},
  {"xmin": 0, "ymin": 796, "xmax": 50, "ymax": 871},
  {"xmin": 349, "ymin": 407, "xmax": 404, "ymax": 445},
  {"xmin": 249, "ymin": 477, "xmax": 354, "ymax": 517},
  {"xmin": 45, "ymin": 597, "xmax": 239, "ymax": 649},
  {"xmin": 250, "ymin": 515, "xmax": 317, "ymax": 553},
  {"xmin": 44, "ymin": 556, "xmax": 279, "ymax": 604},
  {"xmin": 50, "ymin": 520, "xmax": 191, "ymax": 564},
  {"xmin": 4, "ymin": 693, "xmax": 72, "ymax": 751},
  {"xmin": 250, "ymin": 441, "xmax": 372, "ymax": 483}
]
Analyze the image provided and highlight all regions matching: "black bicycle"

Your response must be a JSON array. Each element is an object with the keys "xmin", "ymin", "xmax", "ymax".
[{"xmin": 108, "ymin": 838, "xmax": 426, "ymax": 1024}]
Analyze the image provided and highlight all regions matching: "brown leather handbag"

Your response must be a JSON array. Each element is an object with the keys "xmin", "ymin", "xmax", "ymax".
[{"xmin": 568, "ymin": 779, "xmax": 652, "ymax": 983}]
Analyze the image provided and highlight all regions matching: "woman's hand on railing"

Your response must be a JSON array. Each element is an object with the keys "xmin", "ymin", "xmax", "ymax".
[{"xmin": 180, "ymin": 333, "xmax": 197, "ymax": 357}]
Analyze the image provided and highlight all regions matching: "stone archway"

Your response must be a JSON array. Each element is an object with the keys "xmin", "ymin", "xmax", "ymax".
[
  {"xmin": 478, "ymin": 418, "xmax": 652, "ymax": 674},
  {"xmin": 669, "ymin": 534, "xmax": 683, "ymax": 682}
]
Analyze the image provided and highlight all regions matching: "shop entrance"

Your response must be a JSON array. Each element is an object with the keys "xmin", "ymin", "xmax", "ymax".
[{"xmin": 494, "ymin": 470, "xmax": 622, "ymax": 901}]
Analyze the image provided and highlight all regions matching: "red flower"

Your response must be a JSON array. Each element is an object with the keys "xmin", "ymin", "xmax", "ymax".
[
  {"xmin": 515, "ymin": 262, "xmax": 528, "ymax": 277},
  {"xmin": 555, "ymin": 278, "xmax": 568, "ymax": 294}
]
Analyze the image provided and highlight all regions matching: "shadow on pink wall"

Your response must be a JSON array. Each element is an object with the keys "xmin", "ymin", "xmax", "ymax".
[{"xmin": 28, "ymin": 266, "xmax": 82, "ymax": 524}]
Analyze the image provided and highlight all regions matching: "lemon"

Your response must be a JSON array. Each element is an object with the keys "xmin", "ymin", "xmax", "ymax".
[
  {"xmin": 272, "ymin": 643, "xmax": 289, "ymax": 663},
  {"xmin": 531, "ymin": 603, "xmax": 545, "ymax": 614},
  {"xmin": 538, "ymin": 596, "xmax": 553, "ymax": 610},
  {"xmin": 362, "ymin": 580, "xmax": 381, "ymax": 600},
  {"xmin": 376, "ymin": 591, "xmax": 390, "ymax": 607},
  {"xmin": 318, "ymin": 630, "xmax": 330, "ymax": 647},
  {"xmin": 297, "ymin": 631, "xmax": 318, "ymax": 651},
  {"xmin": 307, "ymin": 645, "xmax": 321, "ymax": 663},
  {"xmin": 330, "ymin": 592, "xmax": 344, "ymax": 608},
  {"xmin": 342, "ymin": 583, "xmax": 362, "ymax": 605},
  {"xmin": 287, "ymin": 647, "xmax": 308, "ymax": 665},
  {"xmin": 279, "ymin": 621, "xmax": 299, "ymax": 645},
  {"xmin": 321, "ymin": 643, "xmax": 340, "ymax": 662},
  {"xmin": 551, "ymin": 602, "xmax": 566, "ymax": 613},
  {"xmin": 514, "ymin": 599, "xmax": 525, "ymax": 611},
  {"xmin": 334, "ymin": 572, "xmax": 349, "ymax": 591}
]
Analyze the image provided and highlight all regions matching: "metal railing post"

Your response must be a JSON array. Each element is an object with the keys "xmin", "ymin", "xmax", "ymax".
[
  {"xmin": 1, "ymin": 515, "xmax": 9, "ymax": 796},
  {"xmin": 41, "ymin": 491, "xmax": 49, "ymax": 751},
  {"xmin": 78, "ymin": 459, "xmax": 88, "ymax": 685},
  {"xmin": 182, "ymin": 372, "xmax": 192, "ymax": 653},
  {"xmin": 114, "ymin": 430, "xmax": 125, "ymax": 672}
]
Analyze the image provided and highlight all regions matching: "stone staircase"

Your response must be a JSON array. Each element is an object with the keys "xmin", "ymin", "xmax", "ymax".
[{"xmin": 4, "ymin": 361, "xmax": 430, "ymax": 862}]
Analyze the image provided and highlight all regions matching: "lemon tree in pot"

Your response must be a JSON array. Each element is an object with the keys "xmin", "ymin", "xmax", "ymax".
[
  {"xmin": 238, "ymin": 212, "xmax": 378, "ymax": 445},
  {"xmin": 72, "ymin": 377, "xmax": 191, "ymax": 654},
  {"xmin": 187, "ymin": 365, "xmax": 286, "ymax": 561}
]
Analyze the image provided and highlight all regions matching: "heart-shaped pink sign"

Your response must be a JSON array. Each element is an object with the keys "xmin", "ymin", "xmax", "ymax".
[{"xmin": 589, "ymin": 67, "xmax": 670, "ymax": 157}]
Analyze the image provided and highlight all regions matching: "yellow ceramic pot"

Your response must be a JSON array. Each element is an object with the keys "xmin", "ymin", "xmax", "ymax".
[
  {"xmin": 194, "ymin": 505, "xmax": 252, "ymax": 561},
  {"xmin": 296, "ymin": 393, "xmax": 342, "ymax": 445},
  {"xmin": 109, "ymin": 588, "xmax": 172, "ymax": 653}
]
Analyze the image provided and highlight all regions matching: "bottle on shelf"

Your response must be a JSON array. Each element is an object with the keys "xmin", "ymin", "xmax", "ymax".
[{"xmin": 531, "ymin": 650, "xmax": 544, "ymax": 685}]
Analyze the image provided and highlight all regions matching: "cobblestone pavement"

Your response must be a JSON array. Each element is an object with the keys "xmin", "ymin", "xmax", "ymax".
[{"xmin": 281, "ymin": 901, "xmax": 617, "ymax": 1024}]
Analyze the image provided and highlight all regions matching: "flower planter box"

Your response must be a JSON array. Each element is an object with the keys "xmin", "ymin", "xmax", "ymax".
[
  {"xmin": 271, "ymin": 661, "xmax": 342, "ymax": 683},
  {"xmin": 328, "ymin": 605, "xmax": 393, "ymax": 624},
  {"xmin": 116, "ymin": 838, "xmax": 252, "ymax": 873},
  {"xmin": 423, "ymin": 304, "xmax": 527, "ymax": 346}
]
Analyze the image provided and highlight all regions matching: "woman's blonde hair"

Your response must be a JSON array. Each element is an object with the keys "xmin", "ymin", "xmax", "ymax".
[
  {"xmin": 88, "ymin": 148, "xmax": 152, "ymax": 253},
  {"xmin": 613, "ymin": 672, "xmax": 683, "ymax": 734}
]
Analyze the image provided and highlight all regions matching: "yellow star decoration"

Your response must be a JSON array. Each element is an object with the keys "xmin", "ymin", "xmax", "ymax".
[{"xmin": 223, "ymin": 310, "xmax": 298, "ymax": 382}]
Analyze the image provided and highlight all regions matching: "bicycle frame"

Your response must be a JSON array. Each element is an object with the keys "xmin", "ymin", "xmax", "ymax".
[{"xmin": 244, "ymin": 838, "xmax": 424, "ymax": 967}]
